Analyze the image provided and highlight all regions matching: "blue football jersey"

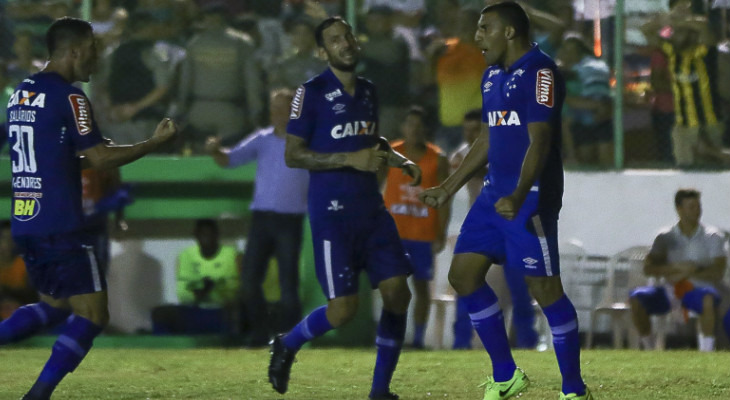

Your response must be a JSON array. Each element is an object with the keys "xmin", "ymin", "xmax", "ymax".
[
  {"xmin": 6, "ymin": 72, "xmax": 104, "ymax": 237},
  {"xmin": 480, "ymin": 45, "xmax": 565, "ymax": 213},
  {"xmin": 287, "ymin": 68, "xmax": 382, "ymax": 218}
]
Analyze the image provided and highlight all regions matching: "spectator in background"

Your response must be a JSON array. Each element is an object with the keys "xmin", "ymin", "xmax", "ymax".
[
  {"xmin": 360, "ymin": 6, "xmax": 412, "ymax": 140},
  {"xmin": 104, "ymin": 11, "xmax": 182, "ymax": 146},
  {"xmin": 81, "ymin": 167, "xmax": 132, "ymax": 274},
  {"xmin": 0, "ymin": 61, "xmax": 14, "ymax": 148},
  {"xmin": 7, "ymin": 30, "xmax": 44, "ymax": 86},
  {"xmin": 382, "ymin": 106, "xmax": 450, "ymax": 349},
  {"xmin": 152, "ymin": 219, "xmax": 239, "ymax": 335},
  {"xmin": 649, "ymin": 48, "xmax": 676, "ymax": 164},
  {"xmin": 178, "ymin": 4, "xmax": 262, "ymax": 152},
  {"xmin": 206, "ymin": 88, "xmax": 309, "ymax": 347},
  {"xmin": 643, "ymin": 1, "xmax": 723, "ymax": 167},
  {"xmin": 89, "ymin": 0, "xmax": 129, "ymax": 51},
  {"xmin": 630, "ymin": 189, "xmax": 727, "ymax": 351},
  {"xmin": 557, "ymin": 32, "xmax": 612, "ymax": 167},
  {"xmin": 0, "ymin": 221, "xmax": 38, "ymax": 321},
  {"xmin": 424, "ymin": 6, "xmax": 485, "ymax": 153},
  {"xmin": 268, "ymin": 16, "xmax": 326, "ymax": 91}
]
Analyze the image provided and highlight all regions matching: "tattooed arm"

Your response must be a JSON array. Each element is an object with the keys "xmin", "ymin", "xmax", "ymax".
[{"xmin": 285, "ymin": 134, "xmax": 388, "ymax": 172}]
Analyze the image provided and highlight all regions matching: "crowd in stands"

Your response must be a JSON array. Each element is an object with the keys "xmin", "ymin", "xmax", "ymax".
[{"xmin": 3, "ymin": 0, "xmax": 728, "ymax": 166}]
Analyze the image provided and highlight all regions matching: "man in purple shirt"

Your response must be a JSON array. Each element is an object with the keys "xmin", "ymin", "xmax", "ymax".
[{"xmin": 206, "ymin": 88, "xmax": 309, "ymax": 346}]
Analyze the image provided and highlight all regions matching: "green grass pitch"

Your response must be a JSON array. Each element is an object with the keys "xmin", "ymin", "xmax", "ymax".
[{"xmin": 1, "ymin": 348, "xmax": 729, "ymax": 399}]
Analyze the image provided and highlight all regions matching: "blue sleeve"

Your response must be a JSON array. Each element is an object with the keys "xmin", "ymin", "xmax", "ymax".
[
  {"xmin": 287, "ymin": 85, "xmax": 316, "ymax": 143},
  {"xmin": 524, "ymin": 66, "xmax": 561, "ymax": 124},
  {"xmin": 226, "ymin": 131, "xmax": 260, "ymax": 167},
  {"xmin": 66, "ymin": 90, "xmax": 104, "ymax": 151},
  {"xmin": 480, "ymin": 68, "xmax": 492, "ymax": 123}
]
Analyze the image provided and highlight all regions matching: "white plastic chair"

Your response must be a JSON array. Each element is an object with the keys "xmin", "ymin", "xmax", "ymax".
[{"xmin": 586, "ymin": 245, "xmax": 651, "ymax": 349}]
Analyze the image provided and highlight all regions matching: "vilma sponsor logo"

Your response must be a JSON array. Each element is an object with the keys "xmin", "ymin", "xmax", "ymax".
[
  {"xmin": 69, "ymin": 94, "xmax": 92, "ymax": 135},
  {"xmin": 535, "ymin": 68, "xmax": 554, "ymax": 107},
  {"xmin": 486, "ymin": 111, "xmax": 521, "ymax": 127},
  {"xmin": 290, "ymin": 86, "xmax": 305, "ymax": 119}
]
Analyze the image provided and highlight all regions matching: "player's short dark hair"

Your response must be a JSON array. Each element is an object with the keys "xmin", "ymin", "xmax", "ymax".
[
  {"xmin": 406, "ymin": 105, "xmax": 426, "ymax": 121},
  {"xmin": 194, "ymin": 219, "xmax": 219, "ymax": 233},
  {"xmin": 464, "ymin": 109, "xmax": 482, "ymax": 122},
  {"xmin": 314, "ymin": 16, "xmax": 349, "ymax": 48},
  {"xmin": 481, "ymin": 1, "xmax": 530, "ymax": 39},
  {"xmin": 46, "ymin": 17, "xmax": 93, "ymax": 56},
  {"xmin": 674, "ymin": 188, "xmax": 700, "ymax": 207}
]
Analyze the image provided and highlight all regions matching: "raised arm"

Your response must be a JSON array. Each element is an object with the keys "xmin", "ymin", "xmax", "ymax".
[
  {"xmin": 284, "ymin": 134, "xmax": 388, "ymax": 172},
  {"xmin": 79, "ymin": 118, "xmax": 177, "ymax": 170}
]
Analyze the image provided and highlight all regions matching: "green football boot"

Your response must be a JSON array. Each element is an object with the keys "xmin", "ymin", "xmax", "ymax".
[
  {"xmin": 559, "ymin": 387, "xmax": 594, "ymax": 399},
  {"xmin": 480, "ymin": 367, "xmax": 530, "ymax": 400}
]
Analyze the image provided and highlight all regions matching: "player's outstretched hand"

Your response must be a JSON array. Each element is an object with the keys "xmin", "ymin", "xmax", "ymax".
[
  {"xmin": 419, "ymin": 186, "xmax": 450, "ymax": 209},
  {"xmin": 401, "ymin": 161, "xmax": 422, "ymax": 186},
  {"xmin": 348, "ymin": 144, "xmax": 388, "ymax": 172},
  {"xmin": 204, "ymin": 136, "xmax": 222, "ymax": 154},
  {"xmin": 153, "ymin": 118, "xmax": 178, "ymax": 143}
]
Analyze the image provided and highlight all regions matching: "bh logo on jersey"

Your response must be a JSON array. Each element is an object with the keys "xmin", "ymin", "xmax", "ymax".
[
  {"xmin": 13, "ymin": 196, "xmax": 41, "ymax": 221},
  {"xmin": 487, "ymin": 111, "xmax": 521, "ymax": 127},
  {"xmin": 330, "ymin": 121, "xmax": 377, "ymax": 139}
]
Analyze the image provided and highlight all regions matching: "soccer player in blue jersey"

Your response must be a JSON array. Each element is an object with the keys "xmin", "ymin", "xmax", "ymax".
[
  {"xmin": 420, "ymin": 3, "xmax": 592, "ymax": 400},
  {"xmin": 267, "ymin": 17, "xmax": 422, "ymax": 400},
  {"xmin": 2, "ymin": 18, "xmax": 177, "ymax": 400}
]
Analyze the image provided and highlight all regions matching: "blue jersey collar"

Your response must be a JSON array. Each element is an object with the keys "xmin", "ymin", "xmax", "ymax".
[
  {"xmin": 505, "ymin": 43, "xmax": 540, "ymax": 72},
  {"xmin": 322, "ymin": 67, "xmax": 360, "ymax": 99}
]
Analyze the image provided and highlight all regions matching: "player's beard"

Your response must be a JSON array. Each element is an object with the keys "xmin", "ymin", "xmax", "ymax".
[{"xmin": 330, "ymin": 59, "xmax": 357, "ymax": 72}]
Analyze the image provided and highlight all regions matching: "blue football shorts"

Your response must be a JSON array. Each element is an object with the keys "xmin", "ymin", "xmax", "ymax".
[
  {"xmin": 630, "ymin": 285, "xmax": 720, "ymax": 315},
  {"xmin": 15, "ymin": 231, "xmax": 106, "ymax": 299},
  {"xmin": 310, "ymin": 207, "xmax": 413, "ymax": 300},
  {"xmin": 402, "ymin": 240, "xmax": 433, "ymax": 281},
  {"xmin": 454, "ymin": 190, "xmax": 560, "ymax": 277}
]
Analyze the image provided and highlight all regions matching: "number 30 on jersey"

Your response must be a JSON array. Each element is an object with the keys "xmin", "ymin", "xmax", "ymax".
[{"xmin": 9, "ymin": 124, "xmax": 37, "ymax": 173}]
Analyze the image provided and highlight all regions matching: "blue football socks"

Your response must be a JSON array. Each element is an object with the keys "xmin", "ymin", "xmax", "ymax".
[
  {"xmin": 282, "ymin": 306, "xmax": 333, "ymax": 352},
  {"xmin": 370, "ymin": 309, "xmax": 407, "ymax": 397},
  {"xmin": 26, "ymin": 315, "xmax": 103, "ymax": 399},
  {"xmin": 452, "ymin": 296, "xmax": 473, "ymax": 349},
  {"xmin": 542, "ymin": 295, "xmax": 585, "ymax": 395},
  {"xmin": 0, "ymin": 303, "xmax": 70, "ymax": 345},
  {"xmin": 462, "ymin": 284, "xmax": 516, "ymax": 382},
  {"xmin": 412, "ymin": 323, "xmax": 426, "ymax": 348}
]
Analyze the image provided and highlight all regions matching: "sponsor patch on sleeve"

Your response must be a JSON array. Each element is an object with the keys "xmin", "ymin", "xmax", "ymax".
[
  {"xmin": 535, "ymin": 68, "xmax": 554, "ymax": 108},
  {"xmin": 290, "ymin": 86, "xmax": 305, "ymax": 119},
  {"xmin": 68, "ymin": 94, "xmax": 93, "ymax": 135}
]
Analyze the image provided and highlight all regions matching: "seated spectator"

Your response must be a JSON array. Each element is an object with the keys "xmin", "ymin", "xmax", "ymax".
[
  {"xmin": 151, "ymin": 219, "xmax": 239, "ymax": 335},
  {"xmin": 557, "ymin": 32, "xmax": 612, "ymax": 167},
  {"xmin": 6, "ymin": 30, "xmax": 44, "ymax": 86},
  {"xmin": 630, "ymin": 189, "xmax": 728, "ymax": 351},
  {"xmin": 0, "ymin": 221, "xmax": 38, "ymax": 321}
]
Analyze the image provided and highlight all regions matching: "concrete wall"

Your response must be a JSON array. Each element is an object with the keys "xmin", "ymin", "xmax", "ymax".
[{"xmin": 107, "ymin": 170, "xmax": 730, "ymax": 336}]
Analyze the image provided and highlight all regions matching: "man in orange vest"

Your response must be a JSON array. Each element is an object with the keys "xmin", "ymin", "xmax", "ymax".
[{"xmin": 383, "ymin": 105, "xmax": 450, "ymax": 348}]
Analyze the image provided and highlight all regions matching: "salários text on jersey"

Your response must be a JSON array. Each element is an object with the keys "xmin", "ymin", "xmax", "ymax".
[{"xmin": 8, "ymin": 109, "xmax": 36, "ymax": 123}]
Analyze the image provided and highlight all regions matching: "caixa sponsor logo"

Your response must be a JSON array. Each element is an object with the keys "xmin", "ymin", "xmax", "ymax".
[
  {"xmin": 330, "ymin": 121, "xmax": 377, "ymax": 139},
  {"xmin": 486, "ymin": 111, "xmax": 521, "ymax": 127}
]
